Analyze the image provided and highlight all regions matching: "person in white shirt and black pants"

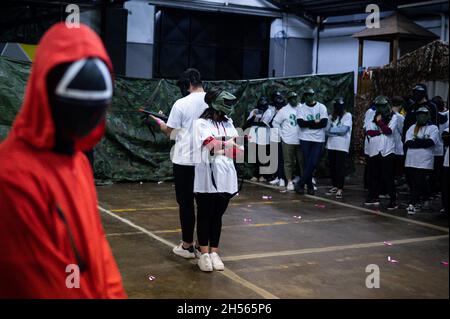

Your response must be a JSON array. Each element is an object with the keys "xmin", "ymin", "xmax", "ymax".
[
  {"xmin": 152, "ymin": 68, "xmax": 207, "ymax": 259},
  {"xmin": 404, "ymin": 107, "xmax": 440, "ymax": 215},
  {"xmin": 295, "ymin": 87, "xmax": 328, "ymax": 195},
  {"xmin": 364, "ymin": 96, "xmax": 399, "ymax": 210},
  {"xmin": 442, "ymin": 127, "xmax": 449, "ymax": 215},
  {"xmin": 193, "ymin": 88, "xmax": 242, "ymax": 272},
  {"xmin": 325, "ymin": 98, "xmax": 352, "ymax": 199},
  {"xmin": 272, "ymin": 91, "xmax": 302, "ymax": 191}
]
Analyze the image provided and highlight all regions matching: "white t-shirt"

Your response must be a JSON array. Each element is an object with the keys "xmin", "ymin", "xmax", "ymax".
[
  {"xmin": 393, "ymin": 112, "xmax": 405, "ymax": 156},
  {"xmin": 193, "ymin": 118, "xmax": 239, "ymax": 194},
  {"xmin": 248, "ymin": 106, "xmax": 276, "ymax": 145},
  {"xmin": 272, "ymin": 104, "xmax": 300, "ymax": 145},
  {"xmin": 444, "ymin": 127, "xmax": 449, "ymax": 168},
  {"xmin": 297, "ymin": 102, "xmax": 328, "ymax": 143},
  {"xmin": 405, "ymin": 124, "xmax": 439, "ymax": 170},
  {"xmin": 326, "ymin": 112, "xmax": 353, "ymax": 153},
  {"xmin": 363, "ymin": 108, "xmax": 376, "ymax": 155},
  {"xmin": 166, "ymin": 92, "xmax": 208, "ymax": 166},
  {"xmin": 435, "ymin": 111, "xmax": 449, "ymax": 156},
  {"xmin": 365, "ymin": 115, "xmax": 398, "ymax": 158}
]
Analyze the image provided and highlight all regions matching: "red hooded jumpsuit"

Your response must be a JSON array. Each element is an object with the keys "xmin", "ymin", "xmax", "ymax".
[{"xmin": 0, "ymin": 23, "xmax": 126, "ymax": 298}]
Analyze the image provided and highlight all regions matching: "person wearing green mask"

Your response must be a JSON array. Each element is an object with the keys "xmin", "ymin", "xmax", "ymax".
[
  {"xmin": 272, "ymin": 91, "xmax": 302, "ymax": 191},
  {"xmin": 193, "ymin": 88, "xmax": 242, "ymax": 272},
  {"xmin": 404, "ymin": 107, "xmax": 440, "ymax": 215},
  {"xmin": 364, "ymin": 96, "xmax": 399, "ymax": 210},
  {"xmin": 295, "ymin": 87, "xmax": 328, "ymax": 195}
]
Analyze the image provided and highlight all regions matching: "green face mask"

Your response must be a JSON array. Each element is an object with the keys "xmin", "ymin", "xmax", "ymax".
[
  {"xmin": 416, "ymin": 113, "xmax": 430, "ymax": 126},
  {"xmin": 376, "ymin": 104, "xmax": 390, "ymax": 118},
  {"xmin": 210, "ymin": 91, "xmax": 236, "ymax": 117},
  {"xmin": 288, "ymin": 97, "xmax": 299, "ymax": 107},
  {"xmin": 304, "ymin": 94, "xmax": 315, "ymax": 105}
]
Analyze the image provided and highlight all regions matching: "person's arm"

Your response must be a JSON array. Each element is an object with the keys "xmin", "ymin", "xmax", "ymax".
[
  {"xmin": 308, "ymin": 118, "xmax": 328, "ymax": 129},
  {"xmin": 404, "ymin": 138, "xmax": 435, "ymax": 149},
  {"xmin": 329, "ymin": 125, "xmax": 350, "ymax": 136},
  {"xmin": 442, "ymin": 130, "xmax": 449, "ymax": 147}
]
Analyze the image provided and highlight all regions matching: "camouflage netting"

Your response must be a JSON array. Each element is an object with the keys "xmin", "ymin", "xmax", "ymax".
[
  {"xmin": 372, "ymin": 40, "xmax": 449, "ymax": 97},
  {"xmin": 0, "ymin": 57, "xmax": 354, "ymax": 182}
]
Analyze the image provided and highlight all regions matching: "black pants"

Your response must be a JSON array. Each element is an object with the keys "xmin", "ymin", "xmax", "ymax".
[
  {"xmin": 275, "ymin": 142, "xmax": 286, "ymax": 181},
  {"xmin": 443, "ymin": 167, "xmax": 449, "ymax": 213},
  {"xmin": 173, "ymin": 164, "xmax": 195, "ymax": 244},
  {"xmin": 367, "ymin": 153, "xmax": 396, "ymax": 202},
  {"xmin": 328, "ymin": 149, "xmax": 347, "ymax": 190},
  {"xmin": 431, "ymin": 156, "xmax": 444, "ymax": 195},
  {"xmin": 407, "ymin": 167, "xmax": 431, "ymax": 205},
  {"xmin": 195, "ymin": 193, "xmax": 230, "ymax": 248}
]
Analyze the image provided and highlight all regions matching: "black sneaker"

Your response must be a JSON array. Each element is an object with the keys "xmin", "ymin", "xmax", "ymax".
[
  {"xmin": 295, "ymin": 186, "xmax": 305, "ymax": 195},
  {"xmin": 307, "ymin": 188, "xmax": 315, "ymax": 195},
  {"xmin": 364, "ymin": 198, "xmax": 380, "ymax": 206},
  {"xmin": 387, "ymin": 202, "xmax": 399, "ymax": 211}
]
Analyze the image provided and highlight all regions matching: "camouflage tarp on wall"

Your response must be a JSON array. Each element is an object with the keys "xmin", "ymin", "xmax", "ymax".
[
  {"xmin": 372, "ymin": 40, "xmax": 449, "ymax": 97},
  {"xmin": 0, "ymin": 57, "xmax": 354, "ymax": 182}
]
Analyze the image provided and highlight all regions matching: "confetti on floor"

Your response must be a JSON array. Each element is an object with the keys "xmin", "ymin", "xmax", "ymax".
[
  {"xmin": 384, "ymin": 241, "xmax": 393, "ymax": 246},
  {"xmin": 293, "ymin": 216, "xmax": 302, "ymax": 219},
  {"xmin": 441, "ymin": 261, "xmax": 449, "ymax": 266},
  {"xmin": 148, "ymin": 275, "xmax": 156, "ymax": 281},
  {"xmin": 314, "ymin": 204, "xmax": 326, "ymax": 209},
  {"xmin": 262, "ymin": 196, "xmax": 272, "ymax": 200}
]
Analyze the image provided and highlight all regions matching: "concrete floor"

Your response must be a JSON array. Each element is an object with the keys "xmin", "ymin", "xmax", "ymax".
[{"xmin": 97, "ymin": 172, "xmax": 449, "ymax": 299}]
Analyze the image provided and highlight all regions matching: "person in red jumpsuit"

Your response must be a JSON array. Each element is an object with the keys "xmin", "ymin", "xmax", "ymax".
[{"xmin": 0, "ymin": 22, "xmax": 126, "ymax": 298}]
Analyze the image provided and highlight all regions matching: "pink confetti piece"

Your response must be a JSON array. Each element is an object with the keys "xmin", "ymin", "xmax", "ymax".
[
  {"xmin": 243, "ymin": 218, "xmax": 253, "ymax": 223},
  {"xmin": 262, "ymin": 196, "xmax": 272, "ymax": 200},
  {"xmin": 441, "ymin": 261, "xmax": 449, "ymax": 266},
  {"xmin": 384, "ymin": 241, "xmax": 393, "ymax": 246},
  {"xmin": 314, "ymin": 204, "xmax": 326, "ymax": 209},
  {"xmin": 148, "ymin": 275, "xmax": 156, "ymax": 281},
  {"xmin": 293, "ymin": 215, "xmax": 302, "ymax": 219},
  {"xmin": 387, "ymin": 256, "xmax": 399, "ymax": 263}
]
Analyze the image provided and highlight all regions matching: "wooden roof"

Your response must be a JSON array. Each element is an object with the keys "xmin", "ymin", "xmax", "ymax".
[{"xmin": 352, "ymin": 12, "xmax": 439, "ymax": 41}]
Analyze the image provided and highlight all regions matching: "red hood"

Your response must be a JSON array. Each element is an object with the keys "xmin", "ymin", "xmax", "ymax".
[{"xmin": 10, "ymin": 22, "xmax": 113, "ymax": 151}]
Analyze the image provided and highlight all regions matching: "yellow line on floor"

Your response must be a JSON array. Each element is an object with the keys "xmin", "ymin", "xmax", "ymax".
[
  {"xmin": 98, "ymin": 205, "xmax": 279, "ymax": 299},
  {"xmin": 245, "ymin": 180, "xmax": 450, "ymax": 233},
  {"xmin": 222, "ymin": 235, "xmax": 449, "ymax": 262},
  {"xmin": 108, "ymin": 200, "xmax": 293, "ymax": 213},
  {"xmin": 151, "ymin": 215, "xmax": 371, "ymax": 234}
]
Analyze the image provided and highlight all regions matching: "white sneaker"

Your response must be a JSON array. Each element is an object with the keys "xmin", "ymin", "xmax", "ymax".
[
  {"xmin": 293, "ymin": 176, "xmax": 300, "ymax": 184},
  {"xmin": 312, "ymin": 178, "xmax": 318, "ymax": 191},
  {"xmin": 287, "ymin": 181, "xmax": 295, "ymax": 191},
  {"xmin": 173, "ymin": 243, "xmax": 195, "ymax": 259},
  {"xmin": 259, "ymin": 176, "xmax": 267, "ymax": 182},
  {"xmin": 278, "ymin": 179, "xmax": 286, "ymax": 187},
  {"xmin": 210, "ymin": 252, "xmax": 225, "ymax": 271},
  {"xmin": 407, "ymin": 204, "xmax": 416, "ymax": 215},
  {"xmin": 269, "ymin": 178, "xmax": 280, "ymax": 185},
  {"xmin": 198, "ymin": 253, "xmax": 213, "ymax": 272}
]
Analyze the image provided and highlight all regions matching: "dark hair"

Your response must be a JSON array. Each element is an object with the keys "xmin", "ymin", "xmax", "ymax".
[
  {"xmin": 181, "ymin": 68, "xmax": 202, "ymax": 87},
  {"xmin": 392, "ymin": 96, "xmax": 404, "ymax": 107},
  {"xmin": 199, "ymin": 108, "xmax": 228, "ymax": 122},
  {"xmin": 204, "ymin": 87, "xmax": 223, "ymax": 106}
]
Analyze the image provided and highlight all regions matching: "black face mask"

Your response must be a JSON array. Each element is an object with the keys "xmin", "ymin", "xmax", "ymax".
[{"xmin": 47, "ymin": 58, "xmax": 112, "ymax": 154}]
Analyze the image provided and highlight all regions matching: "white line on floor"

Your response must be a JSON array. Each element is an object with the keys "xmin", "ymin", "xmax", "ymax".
[
  {"xmin": 244, "ymin": 180, "xmax": 449, "ymax": 233},
  {"xmin": 222, "ymin": 235, "xmax": 449, "ymax": 262},
  {"xmin": 98, "ymin": 206, "xmax": 279, "ymax": 299}
]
